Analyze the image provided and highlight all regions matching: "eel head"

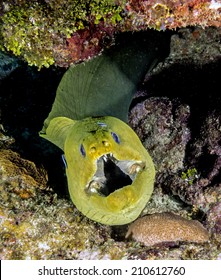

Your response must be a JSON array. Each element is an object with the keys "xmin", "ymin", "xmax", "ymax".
[{"xmin": 64, "ymin": 116, "xmax": 155, "ymax": 225}]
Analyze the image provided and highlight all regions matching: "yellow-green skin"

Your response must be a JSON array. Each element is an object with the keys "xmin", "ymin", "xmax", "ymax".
[
  {"xmin": 40, "ymin": 32, "xmax": 162, "ymax": 225},
  {"xmin": 43, "ymin": 116, "xmax": 155, "ymax": 225}
]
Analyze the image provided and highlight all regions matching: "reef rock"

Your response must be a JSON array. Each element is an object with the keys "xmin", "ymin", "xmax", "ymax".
[
  {"xmin": 129, "ymin": 97, "xmax": 191, "ymax": 173},
  {"xmin": 0, "ymin": 1, "xmax": 221, "ymax": 67}
]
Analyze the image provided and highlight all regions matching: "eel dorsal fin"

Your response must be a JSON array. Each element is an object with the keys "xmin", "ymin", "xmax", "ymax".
[{"xmin": 41, "ymin": 31, "xmax": 165, "ymax": 136}]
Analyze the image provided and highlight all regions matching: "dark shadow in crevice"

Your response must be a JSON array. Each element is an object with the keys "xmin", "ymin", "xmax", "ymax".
[
  {"xmin": 0, "ymin": 65, "xmax": 67, "ymax": 196},
  {"xmin": 196, "ymin": 146, "xmax": 217, "ymax": 177},
  {"xmin": 110, "ymin": 225, "xmax": 128, "ymax": 242}
]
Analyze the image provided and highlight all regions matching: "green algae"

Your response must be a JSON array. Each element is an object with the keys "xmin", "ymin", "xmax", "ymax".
[
  {"xmin": 181, "ymin": 168, "xmax": 199, "ymax": 185},
  {"xmin": 0, "ymin": 0, "xmax": 126, "ymax": 68}
]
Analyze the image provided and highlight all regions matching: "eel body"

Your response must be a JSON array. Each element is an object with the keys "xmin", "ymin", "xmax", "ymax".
[{"xmin": 40, "ymin": 32, "xmax": 164, "ymax": 225}]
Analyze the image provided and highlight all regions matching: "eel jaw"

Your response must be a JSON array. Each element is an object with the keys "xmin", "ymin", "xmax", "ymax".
[{"xmin": 85, "ymin": 153, "xmax": 145, "ymax": 197}]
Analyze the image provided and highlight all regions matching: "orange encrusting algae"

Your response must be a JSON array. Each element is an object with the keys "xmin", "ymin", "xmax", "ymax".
[{"xmin": 126, "ymin": 212, "xmax": 209, "ymax": 246}]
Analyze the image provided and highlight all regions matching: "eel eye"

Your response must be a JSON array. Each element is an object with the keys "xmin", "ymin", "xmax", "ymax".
[
  {"xmin": 80, "ymin": 144, "xmax": 86, "ymax": 157},
  {"xmin": 111, "ymin": 132, "xmax": 120, "ymax": 144}
]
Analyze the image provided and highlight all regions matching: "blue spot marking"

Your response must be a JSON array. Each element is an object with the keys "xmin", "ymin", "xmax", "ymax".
[
  {"xmin": 80, "ymin": 144, "xmax": 86, "ymax": 157},
  {"xmin": 61, "ymin": 154, "xmax": 67, "ymax": 168},
  {"xmin": 111, "ymin": 132, "xmax": 120, "ymax": 144}
]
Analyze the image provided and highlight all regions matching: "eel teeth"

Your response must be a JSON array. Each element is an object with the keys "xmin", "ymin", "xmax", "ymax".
[
  {"xmin": 86, "ymin": 180, "xmax": 100, "ymax": 194},
  {"xmin": 85, "ymin": 154, "xmax": 145, "ymax": 197},
  {"xmin": 129, "ymin": 162, "xmax": 145, "ymax": 175},
  {"xmin": 85, "ymin": 179, "xmax": 105, "ymax": 196},
  {"xmin": 103, "ymin": 155, "xmax": 108, "ymax": 162}
]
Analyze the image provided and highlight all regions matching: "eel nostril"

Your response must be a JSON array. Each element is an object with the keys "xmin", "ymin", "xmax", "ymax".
[
  {"xmin": 102, "ymin": 140, "xmax": 109, "ymax": 147},
  {"xmin": 90, "ymin": 146, "xmax": 96, "ymax": 153}
]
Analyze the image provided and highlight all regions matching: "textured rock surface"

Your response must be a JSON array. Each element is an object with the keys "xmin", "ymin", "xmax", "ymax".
[
  {"xmin": 0, "ymin": 1, "xmax": 221, "ymax": 67},
  {"xmin": 129, "ymin": 97, "xmax": 191, "ymax": 173},
  {"xmin": 0, "ymin": 27, "xmax": 221, "ymax": 259},
  {"xmin": 0, "ymin": 51, "xmax": 21, "ymax": 80}
]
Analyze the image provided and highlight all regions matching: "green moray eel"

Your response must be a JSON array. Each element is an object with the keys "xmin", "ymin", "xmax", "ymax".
[{"xmin": 40, "ymin": 32, "xmax": 165, "ymax": 225}]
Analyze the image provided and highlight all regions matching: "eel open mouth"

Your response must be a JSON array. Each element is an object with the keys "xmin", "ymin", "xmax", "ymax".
[{"xmin": 85, "ymin": 153, "xmax": 145, "ymax": 197}]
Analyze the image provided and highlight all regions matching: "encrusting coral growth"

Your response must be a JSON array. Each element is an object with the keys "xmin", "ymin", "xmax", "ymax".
[
  {"xmin": 126, "ymin": 212, "xmax": 209, "ymax": 246},
  {"xmin": 0, "ymin": 0, "xmax": 221, "ymax": 67},
  {"xmin": 0, "ymin": 0, "xmax": 126, "ymax": 68}
]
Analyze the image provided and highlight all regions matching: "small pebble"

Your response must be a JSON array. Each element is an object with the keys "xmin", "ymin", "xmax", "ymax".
[{"xmin": 126, "ymin": 212, "xmax": 209, "ymax": 246}]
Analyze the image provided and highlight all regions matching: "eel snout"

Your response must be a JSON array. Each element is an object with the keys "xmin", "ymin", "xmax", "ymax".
[{"xmin": 85, "ymin": 153, "xmax": 145, "ymax": 197}]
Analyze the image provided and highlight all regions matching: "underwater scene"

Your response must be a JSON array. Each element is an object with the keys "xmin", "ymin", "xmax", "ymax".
[{"xmin": 0, "ymin": 0, "xmax": 221, "ymax": 260}]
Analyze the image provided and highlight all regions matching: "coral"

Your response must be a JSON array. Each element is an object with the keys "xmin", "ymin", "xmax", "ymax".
[
  {"xmin": 129, "ymin": 97, "xmax": 191, "ymax": 173},
  {"xmin": 168, "ymin": 113, "xmax": 221, "ymax": 236},
  {"xmin": 168, "ymin": 27, "xmax": 221, "ymax": 64},
  {"xmin": 0, "ymin": 3, "xmax": 55, "ymax": 68},
  {"xmin": 126, "ymin": 212, "xmax": 209, "ymax": 247},
  {"xmin": 53, "ymin": 21, "xmax": 115, "ymax": 67},
  {"xmin": 0, "ymin": 149, "xmax": 47, "ymax": 205},
  {"xmin": 126, "ymin": 0, "xmax": 221, "ymax": 30},
  {"xmin": 0, "ymin": 201, "xmax": 116, "ymax": 260},
  {"xmin": 189, "ymin": 113, "xmax": 221, "ymax": 182},
  {"xmin": 206, "ymin": 202, "xmax": 221, "ymax": 235},
  {"xmin": 0, "ymin": 0, "xmax": 126, "ymax": 68},
  {"xmin": 126, "ymin": 241, "xmax": 220, "ymax": 260},
  {"xmin": 0, "ymin": 27, "xmax": 221, "ymax": 260},
  {"xmin": 0, "ymin": 148, "xmax": 128, "ymax": 259},
  {"xmin": 127, "ymin": 28, "xmax": 221, "ymax": 254},
  {"xmin": 0, "ymin": 1, "xmax": 221, "ymax": 67},
  {"xmin": 159, "ymin": 112, "xmax": 221, "ymax": 237}
]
